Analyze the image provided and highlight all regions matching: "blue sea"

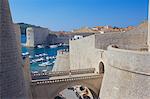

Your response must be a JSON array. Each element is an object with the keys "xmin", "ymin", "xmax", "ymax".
[{"xmin": 21, "ymin": 34, "xmax": 69, "ymax": 72}]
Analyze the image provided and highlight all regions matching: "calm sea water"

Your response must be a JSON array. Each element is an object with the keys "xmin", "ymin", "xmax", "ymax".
[{"xmin": 21, "ymin": 34, "xmax": 69, "ymax": 72}]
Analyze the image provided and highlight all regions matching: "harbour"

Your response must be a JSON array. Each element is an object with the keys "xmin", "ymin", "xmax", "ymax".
[{"xmin": 21, "ymin": 34, "xmax": 69, "ymax": 72}]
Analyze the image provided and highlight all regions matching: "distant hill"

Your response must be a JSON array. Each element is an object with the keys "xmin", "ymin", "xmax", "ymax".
[{"xmin": 17, "ymin": 23, "xmax": 41, "ymax": 34}]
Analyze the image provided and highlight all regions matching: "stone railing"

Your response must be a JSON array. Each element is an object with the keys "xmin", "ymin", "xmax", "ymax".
[
  {"xmin": 31, "ymin": 68, "xmax": 96, "ymax": 80},
  {"xmin": 31, "ymin": 74, "xmax": 101, "ymax": 85},
  {"xmin": 70, "ymin": 68, "xmax": 95, "ymax": 75}
]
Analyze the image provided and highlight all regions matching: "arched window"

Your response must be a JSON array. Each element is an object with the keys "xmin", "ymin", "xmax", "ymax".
[{"xmin": 99, "ymin": 62, "xmax": 104, "ymax": 74}]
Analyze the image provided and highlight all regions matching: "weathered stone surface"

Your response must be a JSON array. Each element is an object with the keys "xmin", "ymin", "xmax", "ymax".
[
  {"xmin": 0, "ymin": 0, "xmax": 28, "ymax": 98},
  {"xmin": 31, "ymin": 74, "xmax": 102, "ymax": 99},
  {"xmin": 100, "ymin": 46, "xmax": 150, "ymax": 99},
  {"xmin": 68, "ymin": 21, "xmax": 150, "ymax": 99},
  {"xmin": 52, "ymin": 51, "xmax": 70, "ymax": 72}
]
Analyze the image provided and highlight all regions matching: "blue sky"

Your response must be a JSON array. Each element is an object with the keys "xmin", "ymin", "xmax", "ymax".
[{"xmin": 9, "ymin": 0, "xmax": 148, "ymax": 31}]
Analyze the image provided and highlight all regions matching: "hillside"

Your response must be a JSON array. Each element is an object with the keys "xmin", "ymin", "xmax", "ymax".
[{"xmin": 17, "ymin": 23, "xmax": 41, "ymax": 34}]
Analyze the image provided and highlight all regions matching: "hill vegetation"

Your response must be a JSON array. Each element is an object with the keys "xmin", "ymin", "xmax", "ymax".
[{"xmin": 17, "ymin": 23, "xmax": 41, "ymax": 34}]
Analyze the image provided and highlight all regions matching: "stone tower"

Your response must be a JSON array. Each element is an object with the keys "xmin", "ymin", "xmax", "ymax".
[
  {"xmin": 0, "ymin": 0, "xmax": 28, "ymax": 98},
  {"xmin": 26, "ymin": 27, "xmax": 34, "ymax": 47}
]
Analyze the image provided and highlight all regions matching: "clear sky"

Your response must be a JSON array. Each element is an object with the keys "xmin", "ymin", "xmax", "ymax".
[{"xmin": 9, "ymin": 0, "xmax": 148, "ymax": 31}]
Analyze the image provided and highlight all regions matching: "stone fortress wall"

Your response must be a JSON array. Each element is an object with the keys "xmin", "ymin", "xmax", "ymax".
[
  {"xmin": 95, "ymin": 22, "xmax": 148, "ymax": 50},
  {"xmin": 100, "ymin": 45, "xmax": 150, "ymax": 99},
  {"xmin": 69, "ymin": 35, "xmax": 103, "ymax": 73},
  {"xmin": 53, "ymin": 22, "xmax": 148, "ymax": 73},
  {"xmin": 33, "ymin": 27, "xmax": 49, "ymax": 45},
  {"xmin": 52, "ymin": 21, "xmax": 150, "ymax": 99},
  {"xmin": 26, "ymin": 27, "xmax": 49, "ymax": 47},
  {"xmin": 48, "ymin": 32, "xmax": 94, "ymax": 45},
  {"xmin": 2, "ymin": 0, "xmax": 150, "ymax": 98},
  {"xmin": 66, "ymin": 22, "xmax": 147, "ymax": 71},
  {"xmin": 49, "ymin": 35, "xmax": 71, "ymax": 45},
  {"xmin": 25, "ymin": 26, "xmax": 94, "ymax": 47},
  {"xmin": 99, "ymin": 22, "xmax": 150, "ymax": 99}
]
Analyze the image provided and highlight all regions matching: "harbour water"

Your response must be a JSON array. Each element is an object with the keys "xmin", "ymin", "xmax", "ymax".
[{"xmin": 21, "ymin": 34, "xmax": 69, "ymax": 72}]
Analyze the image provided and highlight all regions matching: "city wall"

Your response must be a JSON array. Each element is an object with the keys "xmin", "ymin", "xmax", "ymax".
[
  {"xmin": 69, "ymin": 24, "xmax": 148, "ymax": 72},
  {"xmin": 69, "ymin": 35, "xmax": 104, "ymax": 73},
  {"xmin": 100, "ymin": 45, "xmax": 150, "ymax": 99},
  {"xmin": 95, "ymin": 25, "xmax": 148, "ymax": 50},
  {"xmin": 26, "ymin": 27, "xmax": 49, "ymax": 47},
  {"xmin": 33, "ymin": 27, "xmax": 49, "ymax": 45},
  {"xmin": 48, "ymin": 32, "xmax": 94, "ymax": 45}
]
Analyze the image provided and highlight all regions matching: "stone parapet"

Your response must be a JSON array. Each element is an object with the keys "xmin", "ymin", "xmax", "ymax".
[
  {"xmin": 100, "ymin": 45, "xmax": 150, "ymax": 99},
  {"xmin": 107, "ymin": 45, "xmax": 150, "ymax": 75}
]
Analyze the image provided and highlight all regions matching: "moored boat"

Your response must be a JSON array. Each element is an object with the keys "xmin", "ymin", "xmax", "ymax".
[{"xmin": 49, "ymin": 45, "xmax": 58, "ymax": 48}]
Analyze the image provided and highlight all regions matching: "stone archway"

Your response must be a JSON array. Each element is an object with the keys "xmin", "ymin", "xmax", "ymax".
[{"xmin": 99, "ymin": 62, "xmax": 104, "ymax": 74}]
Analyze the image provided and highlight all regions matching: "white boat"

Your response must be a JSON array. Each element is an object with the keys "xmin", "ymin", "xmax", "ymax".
[
  {"xmin": 45, "ymin": 56, "xmax": 56, "ymax": 60},
  {"xmin": 35, "ymin": 53, "xmax": 48, "ymax": 58},
  {"xmin": 52, "ymin": 61, "xmax": 55, "ymax": 64},
  {"xmin": 22, "ymin": 53, "xmax": 26, "ymax": 56},
  {"xmin": 51, "ymin": 56, "xmax": 56, "ymax": 59},
  {"xmin": 37, "ymin": 45, "xmax": 44, "ymax": 48},
  {"xmin": 36, "ymin": 58, "xmax": 45, "ymax": 62},
  {"xmin": 44, "ymin": 61, "xmax": 52, "ymax": 65},
  {"xmin": 31, "ymin": 57, "xmax": 44, "ymax": 63},
  {"xmin": 63, "ymin": 43, "xmax": 69, "ymax": 46},
  {"xmin": 46, "ymin": 62, "xmax": 53, "ymax": 66},
  {"xmin": 39, "ymin": 63, "xmax": 47, "ymax": 67},
  {"xmin": 50, "ymin": 45, "xmax": 58, "ymax": 48},
  {"xmin": 32, "ymin": 71, "xmax": 38, "ymax": 74},
  {"xmin": 39, "ymin": 54, "xmax": 43, "ymax": 57},
  {"xmin": 29, "ymin": 55, "xmax": 33, "ymax": 59},
  {"xmin": 22, "ymin": 52, "xmax": 29, "ymax": 56},
  {"xmin": 35, "ymin": 54, "xmax": 40, "ymax": 57},
  {"xmin": 32, "ymin": 60, "xmax": 37, "ymax": 63},
  {"xmin": 46, "ymin": 56, "xmax": 50, "ymax": 60},
  {"xmin": 39, "ymin": 61, "xmax": 53, "ymax": 67},
  {"xmin": 58, "ymin": 43, "xmax": 63, "ymax": 47},
  {"xmin": 42, "ymin": 53, "xmax": 48, "ymax": 56}
]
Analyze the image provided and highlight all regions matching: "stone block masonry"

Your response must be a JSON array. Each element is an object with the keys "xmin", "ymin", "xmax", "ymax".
[{"xmin": 0, "ymin": 0, "xmax": 28, "ymax": 98}]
